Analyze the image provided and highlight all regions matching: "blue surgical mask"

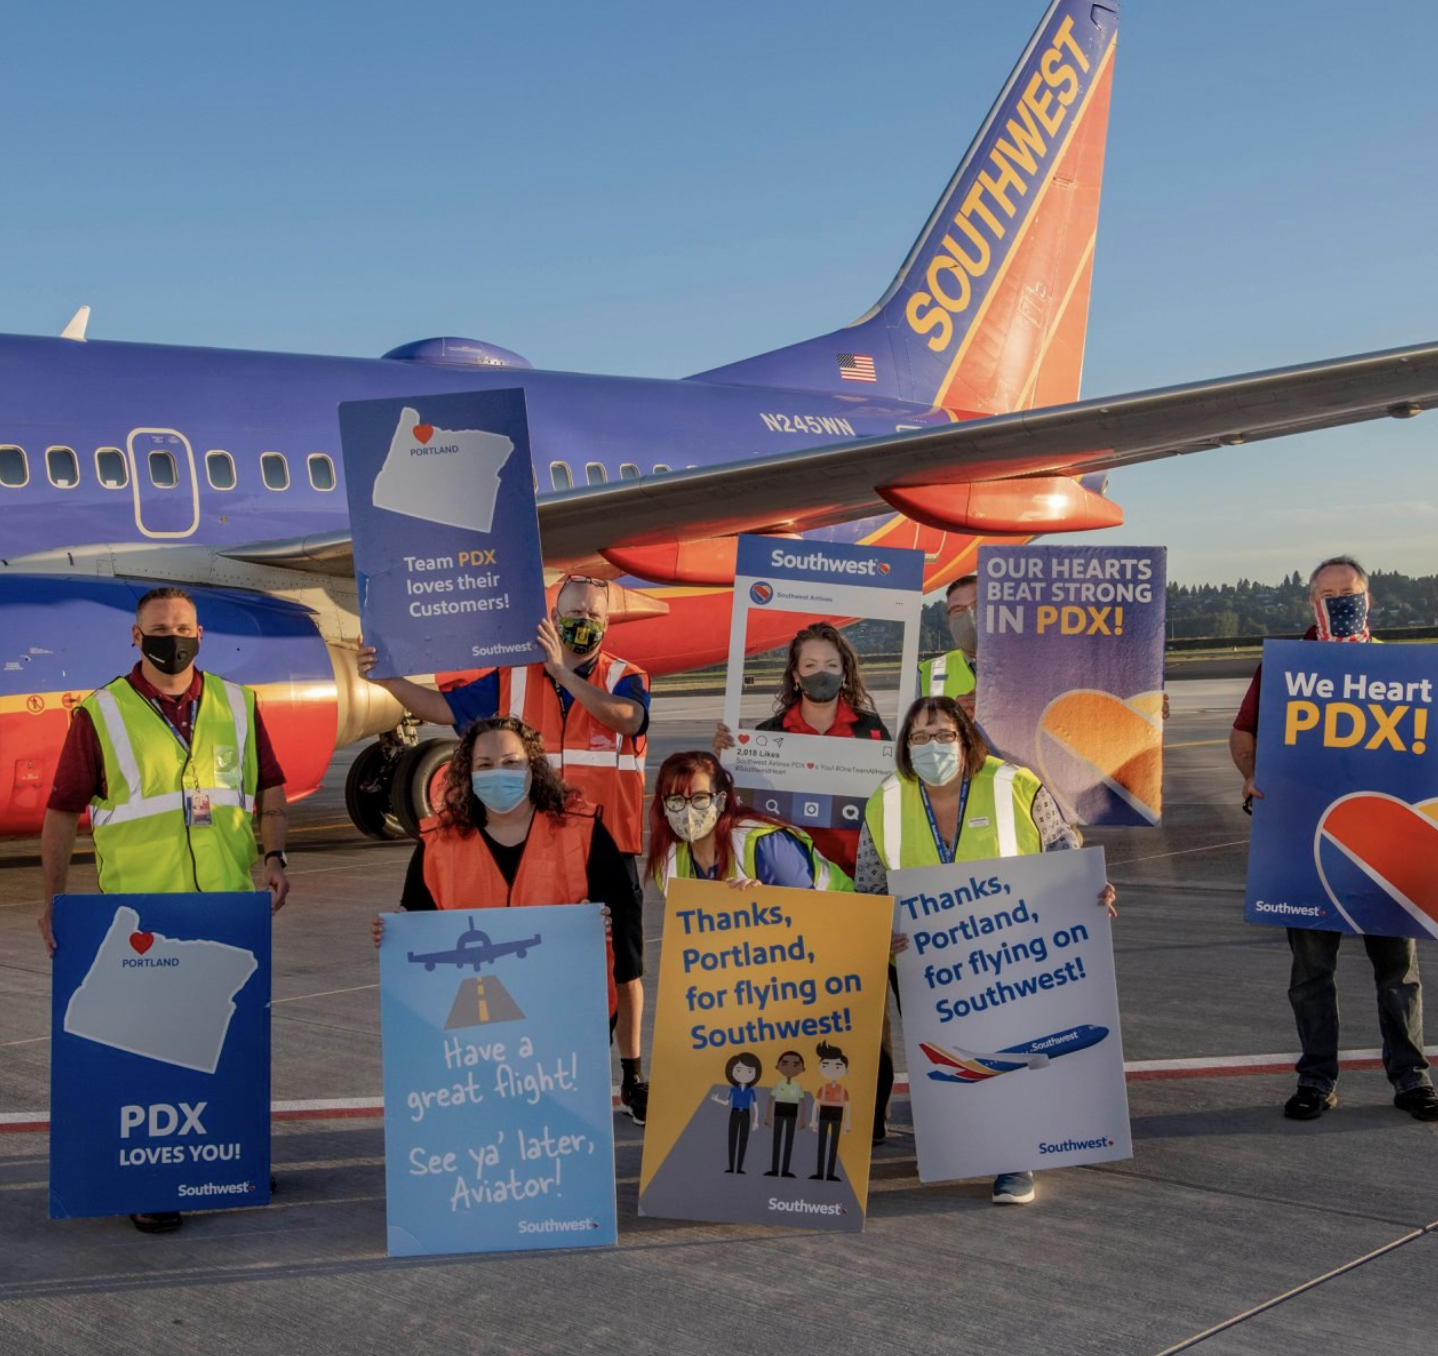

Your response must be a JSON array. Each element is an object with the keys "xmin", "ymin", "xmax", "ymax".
[
  {"xmin": 911, "ymin": 741, "xmax": 962, "ymax": 788},
  {"xmin": 470, "ymin": 767, "xmax": 530, "ymax": 813}
]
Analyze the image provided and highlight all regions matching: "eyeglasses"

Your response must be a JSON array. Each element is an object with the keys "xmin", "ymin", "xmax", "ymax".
[
  {"xmin": 907, "ymin": 730, "xmax": 961, "ymax": 746},
  {"xmin": 663, "ymin": 792, "xmax": 721, "ymax": 813},
  {"xmin": 561, "ymin": 575, "xmax": 610, "ymax": 592}
]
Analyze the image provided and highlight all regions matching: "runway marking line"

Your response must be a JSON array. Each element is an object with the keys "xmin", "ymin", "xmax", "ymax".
[{"xmin": 4, "ymin": 1047, "xmax": 1434, "ymax": 1132}]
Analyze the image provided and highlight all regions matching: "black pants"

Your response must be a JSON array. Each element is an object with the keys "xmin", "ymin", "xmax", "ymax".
[
  {"xmin": 769, "ymin": 1104, "xmax": 799, "ymax": 1174},
  {"xmin": 814, "ymin": 1106, "xmax": 843, "ymax": 1180},
  {"xmin": 727, "ymin": 1108, "xmax": 751, "ymax": 1172}
]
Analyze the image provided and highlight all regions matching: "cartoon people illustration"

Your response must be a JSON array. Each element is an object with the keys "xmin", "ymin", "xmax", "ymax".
[
  {"xmin": 711, "ymin": 1051, "xmax": 763, "ymax": 1174},
  {"xmin": 764, "ymin": 1050, "xmax": 806, "ymax": 1178},
  {"xmin": 809, "ymin": 1040, "xmax": 851, "ymax": 1183}
]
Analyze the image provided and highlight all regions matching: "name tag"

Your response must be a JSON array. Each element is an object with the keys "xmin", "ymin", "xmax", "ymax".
[
  {"xmin": 185, "ymin": 789, "xmax": 213, "ymax": 827},
  {"xmin": 967, "ymin": 816, "xmax": 990, "ymax": 829}
]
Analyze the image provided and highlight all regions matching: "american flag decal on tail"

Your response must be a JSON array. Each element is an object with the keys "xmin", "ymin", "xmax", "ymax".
[{"xmin": 837, "ymin": 353, "xmax": 877, "ymax": 383}]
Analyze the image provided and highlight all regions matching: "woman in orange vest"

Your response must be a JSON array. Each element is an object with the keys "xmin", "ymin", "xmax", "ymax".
[{"xmin": 371, "ymin": 717, "xmax": 642, "ymax": 1023}]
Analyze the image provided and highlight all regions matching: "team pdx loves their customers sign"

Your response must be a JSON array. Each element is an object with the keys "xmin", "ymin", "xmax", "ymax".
[
  {"xmin": 976, "ymin": 545, "xmax": 1167, "ymax": 826},
  {"xmin": 339, "ymin": 389, "xmax": 546, "ymax": 680},
  {"xmin": 50, "ymin": 892, "xmax": 271, "ymax": 1219},
  {"xmin": 1246, "ymin": 640, "xmax": 1437, "ymax": 939}
]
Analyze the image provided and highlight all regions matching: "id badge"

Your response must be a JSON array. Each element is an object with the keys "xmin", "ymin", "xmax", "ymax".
[
  {"xmin": 213, "ymin": 746, "xmax": 242, "ymax": 790},
  {"xmin": 185, "ymin": 789, "xmax": 213, "ymax": 827}
]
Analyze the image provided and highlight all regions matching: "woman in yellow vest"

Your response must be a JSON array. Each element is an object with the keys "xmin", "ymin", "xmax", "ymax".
[
  {"xmin": 371, "ymin": 717, "xmax": 641, "ymax": 1023},
  {"xmin": 645, "ymin": 751, "xmax": 852, "ymax": 894},
  {"xmin": 855, "ymin": 694, "xmax": 1115, "ymax": 1205}
]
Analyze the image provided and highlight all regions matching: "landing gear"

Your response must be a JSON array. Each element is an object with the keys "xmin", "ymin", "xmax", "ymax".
[
  {"xmin": 390, "ymin": 737, "xmax": 460, "ymax": 837},
  {"xmin": 343, "ymin": 740, "xmax": 407, "ymax": 841}
]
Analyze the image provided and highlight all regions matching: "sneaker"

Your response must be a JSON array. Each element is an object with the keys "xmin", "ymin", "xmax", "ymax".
[
  {"xmin": 129, "ymin": 1212, "xmax": 183, "ymax": 1234},
  {"xmin": 1394, "ymin": 1086, "xmax": 1438, "ymax": 1122},
  {"xmin": 620, "ymin": 1079, "xmax": 649, "ymax": 1126},
  {"xmin": 991, "ymin": 1172, "xmax": 1036, "ymax": 1205},
  {"xmin": 1283, "ymin": 1086, "xmax": 1337, "ymax": 1120}
]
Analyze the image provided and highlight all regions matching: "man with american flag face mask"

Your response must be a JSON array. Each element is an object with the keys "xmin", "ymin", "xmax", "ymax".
[{"xmin": 1230, "ymin": 556, "xmax": 1437, "ymax": 1124}]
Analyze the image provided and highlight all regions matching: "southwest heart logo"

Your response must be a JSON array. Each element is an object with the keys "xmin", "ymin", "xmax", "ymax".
[
  {"xmin": 878, "ymin": 563, "xmax": 891, "ymax": 574},
  {"xmin": 129, "ymin": 931, "xmax": 155, "ymax": 956},
  {"xmin": 737, "ymin": 734, "xmax": 751, "ymax": 745},
  {"xmin": 749, "ymin": 582, "xmax": 774, "ymax": 606},
  {"xmin": 1036, "ymin": 689, "xmax": 1163, "ymax": 826},
  {"xmin": 412, "ymin": 423, "xmax": 434, "ymax": 444},
  {"xmin": 1315, "ymin": 793, "xmax": 1438, "ymax": 939}
]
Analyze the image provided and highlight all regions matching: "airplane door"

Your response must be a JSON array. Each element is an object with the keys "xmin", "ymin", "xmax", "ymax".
[{"xmin": 127, "ymin": 428, "xmax": 200, "ymax": 538}]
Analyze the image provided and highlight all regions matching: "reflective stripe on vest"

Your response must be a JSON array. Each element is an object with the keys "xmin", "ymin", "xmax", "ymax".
[
  {"xmin": 419, "ymin": 810, "xmax": 616, "ymax": 1015},
  {"xmin": 918, "ymin": 650, "xmax": 976, "ymax": 700},
  {"xmin": 867, "ymin": 760, "xmax": 1041, "ymax": 871},
  {"xmin": 84, "ymin": 673, "xmax": 260, "ymax": 892},
  {"xmin": 494, "ymin": 655, "xmax": 647, "ymax": 854}
]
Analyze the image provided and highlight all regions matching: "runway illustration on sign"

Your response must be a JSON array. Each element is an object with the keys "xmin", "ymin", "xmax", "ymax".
[{"xmin": 919, "ymin": 1024, "xmax": 1109, "ymax": 1084}]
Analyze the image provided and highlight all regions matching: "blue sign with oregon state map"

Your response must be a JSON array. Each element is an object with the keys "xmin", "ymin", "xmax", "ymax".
[
  {"xmin": 379, "ymin": 907, "xmax": 617, "ymax": 1257},
  {"xmin": 339, "ymin": 389, "xmax": 546, "ymax": 680},
  {"xmin": 976, "ymin": 545, "xmax": 1167, "ymax": 827},
  {"xmin": 1246, "ymin": 640, "xmax": 1438, "ymax": 939},
  {"xmin": 50, "ymin": 892, "xmax": 271, "ymax": 1219}
]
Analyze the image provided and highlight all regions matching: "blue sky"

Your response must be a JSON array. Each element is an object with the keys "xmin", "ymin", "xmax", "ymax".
[{"xmin": 4, "ymin": 1, "xmax": 1435, "ymax": 585}]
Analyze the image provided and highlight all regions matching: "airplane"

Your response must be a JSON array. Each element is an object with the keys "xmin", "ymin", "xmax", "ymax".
[
  {"xmin": 920, "ymin": 1024, "xmax": 1109, "ymax": 1083},
  {"xmin": 406, "ymin": 920, "xmax": 542, "ymax": 973},
  {"xmin": 3, "ymin": 0, "xmax": 1438, "ymax": 845}
]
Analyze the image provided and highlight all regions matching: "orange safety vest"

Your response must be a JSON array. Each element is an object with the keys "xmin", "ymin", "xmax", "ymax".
[
  {"xmin": 418, "ymin": 808, "xmax": 617, "ymax": 1016},
  {"xmin": 496, "ymin": 654, "xmax": 647, "ymax": 854}
]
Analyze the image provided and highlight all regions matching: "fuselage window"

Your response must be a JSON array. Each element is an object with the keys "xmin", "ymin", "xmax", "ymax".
[
  {"xmin": 619, "ymin": 463, "xmax": 640, "ymax": 480},
  {"xmin": 0, "ymin": 445, "xmax": 29, "ymax": 488},
  {"xmin": 95, "ymin": 447, "xmax": 128, "ymax": 488},
  {"xmin": 46, "ymin": 446, "xmax": 80, "ymax": 488},
  {"xmin": 261, "ymin": 452, "xmax": 290, "ymax": 491},
  {"xmin": 652, "ymin": 463, "xmax": 672, "ymax": 475},
  {"xmin": 206, "ymin": 450, "xmax": 237, "ymax": 490},
  {"xmin": 550, "ymin": 461, "xmax": 573, "ymax": 491},
  {"xmin": 307, "ymin": 453, "xmax": 336, "ymax": 491},
  {"xmin": 585, "ymin": 462, "xmax": 608, "ymax": 486},
  {"xmin": 148, "ymin": 449, "xmax": 178, "ymax": 488}
]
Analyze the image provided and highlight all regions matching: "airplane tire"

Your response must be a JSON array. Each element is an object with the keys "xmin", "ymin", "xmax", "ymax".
[
  {"xmin": 391, "ymin": 737, "xmax": 461, "ymax": 839},
  {"xmin": 344, "ymin": 742, "xmax": 406, "ymax": 841}
]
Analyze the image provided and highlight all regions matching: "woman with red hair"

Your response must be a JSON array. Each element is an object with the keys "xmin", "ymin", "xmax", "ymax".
[{"xmin": 645, "ymin": 751, "xmax": 851, "ymax": 894}]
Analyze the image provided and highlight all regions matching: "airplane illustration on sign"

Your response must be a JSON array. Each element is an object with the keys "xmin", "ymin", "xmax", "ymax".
[{"xmin": 406, "ymin": 919, "xmax": 542, "ymax": 973}]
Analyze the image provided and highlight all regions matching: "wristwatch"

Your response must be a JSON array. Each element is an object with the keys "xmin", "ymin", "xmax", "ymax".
[{"xmin": 264, "ymin": 850, "xmax": 289, "ymax": 868}]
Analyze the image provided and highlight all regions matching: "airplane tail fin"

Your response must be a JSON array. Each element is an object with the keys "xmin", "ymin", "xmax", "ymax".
[{"xmin": 692, "ymin": 0, "xmax": 1117, "ymax": 415}]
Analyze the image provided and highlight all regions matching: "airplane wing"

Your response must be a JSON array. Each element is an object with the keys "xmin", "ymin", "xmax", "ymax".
[{"xmin": 225, "ymin": 340, "xmax": 1438, "ymax": 575}]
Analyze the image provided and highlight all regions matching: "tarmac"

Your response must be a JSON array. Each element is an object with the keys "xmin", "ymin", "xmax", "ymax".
[{"xmin": 1, "ymin": 669, "xmax": 1434, "ymax": 1356}]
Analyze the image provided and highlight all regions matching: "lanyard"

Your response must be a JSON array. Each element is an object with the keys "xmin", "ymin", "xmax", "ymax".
[
  {"xmin": 920, "ymin": 774, "xmax": 969, "ymax": 864},
  {"xmin": 147, "ymin": 696, "xmax": 197, "ymax": 755}
]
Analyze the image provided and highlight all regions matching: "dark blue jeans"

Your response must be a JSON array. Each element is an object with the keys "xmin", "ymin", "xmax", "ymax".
[{"xmin": 1287, "ymin": 928, "xmax": 1431, "ymax": 1094}]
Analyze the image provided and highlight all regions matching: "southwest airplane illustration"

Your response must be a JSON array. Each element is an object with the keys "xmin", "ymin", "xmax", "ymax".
[
  {"xmin": 3, "ymin": 0, "xmax": 1437, "ymax": 842},
  {"xmin": 921, "ymin": 1024, "xmax": 1109, "ymax": 1083},
  {"xmin": 407, "ymin": 921, "xmax": 542, "ymax": 973}
]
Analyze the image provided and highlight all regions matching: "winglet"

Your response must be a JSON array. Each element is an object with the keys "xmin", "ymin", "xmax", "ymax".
[{"xmin": 60, "ymin": 306, "xmax": 91, "ymax": 342}]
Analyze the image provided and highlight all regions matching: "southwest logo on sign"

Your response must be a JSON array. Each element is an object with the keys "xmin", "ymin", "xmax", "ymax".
[
  {"xmin": 749, "ymin": 582, "xmax": 774, "ymax": 605},
  {"xmin": 877, "ymin": 563, "xmax": 890, "ymax": 575},
  {"xmin": 1035, "ymin": 690, "xmax": 1164, "ymax": 826},
  {"xmin": 1315, "ymin": 792, "xmax": 1438, "ymax": 939}
]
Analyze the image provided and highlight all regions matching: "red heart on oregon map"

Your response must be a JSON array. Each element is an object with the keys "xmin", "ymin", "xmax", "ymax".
[
  {"xmin": 1037, "ymin": 689, "xmax": 1164, "ymax": 826},
  {"xmin": 129, "ymin": 932, "xmax": 155, "ymax": 955},
  {"xmin": 412, "ymin": 423, "xmax": 434, "ymax": 444},
  {"xmin": 1316, "ymin": 793, "xmax": 1438, "ymax": 937},
  {"xmin": 737, "ymin": 734, "xmax": 750, "ymax": 745},
  {"xmin": 806, "ymin": 762, "xmax": 816, "ymax": 769}
]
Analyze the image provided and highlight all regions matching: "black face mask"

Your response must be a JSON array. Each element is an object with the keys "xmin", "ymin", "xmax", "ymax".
[
  {"xmin": 140, "ymin": 632, "xmax": 200, "ymax": 676},
  {"xmin": 798, "ymin": 671, "xmax": 844, "ymax": 703}
]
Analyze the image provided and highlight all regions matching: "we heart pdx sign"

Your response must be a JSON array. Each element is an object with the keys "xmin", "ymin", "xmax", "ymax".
[{"xmin": 1246, "ymin": 639, "xmax": 1438, "ymax": 939}]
